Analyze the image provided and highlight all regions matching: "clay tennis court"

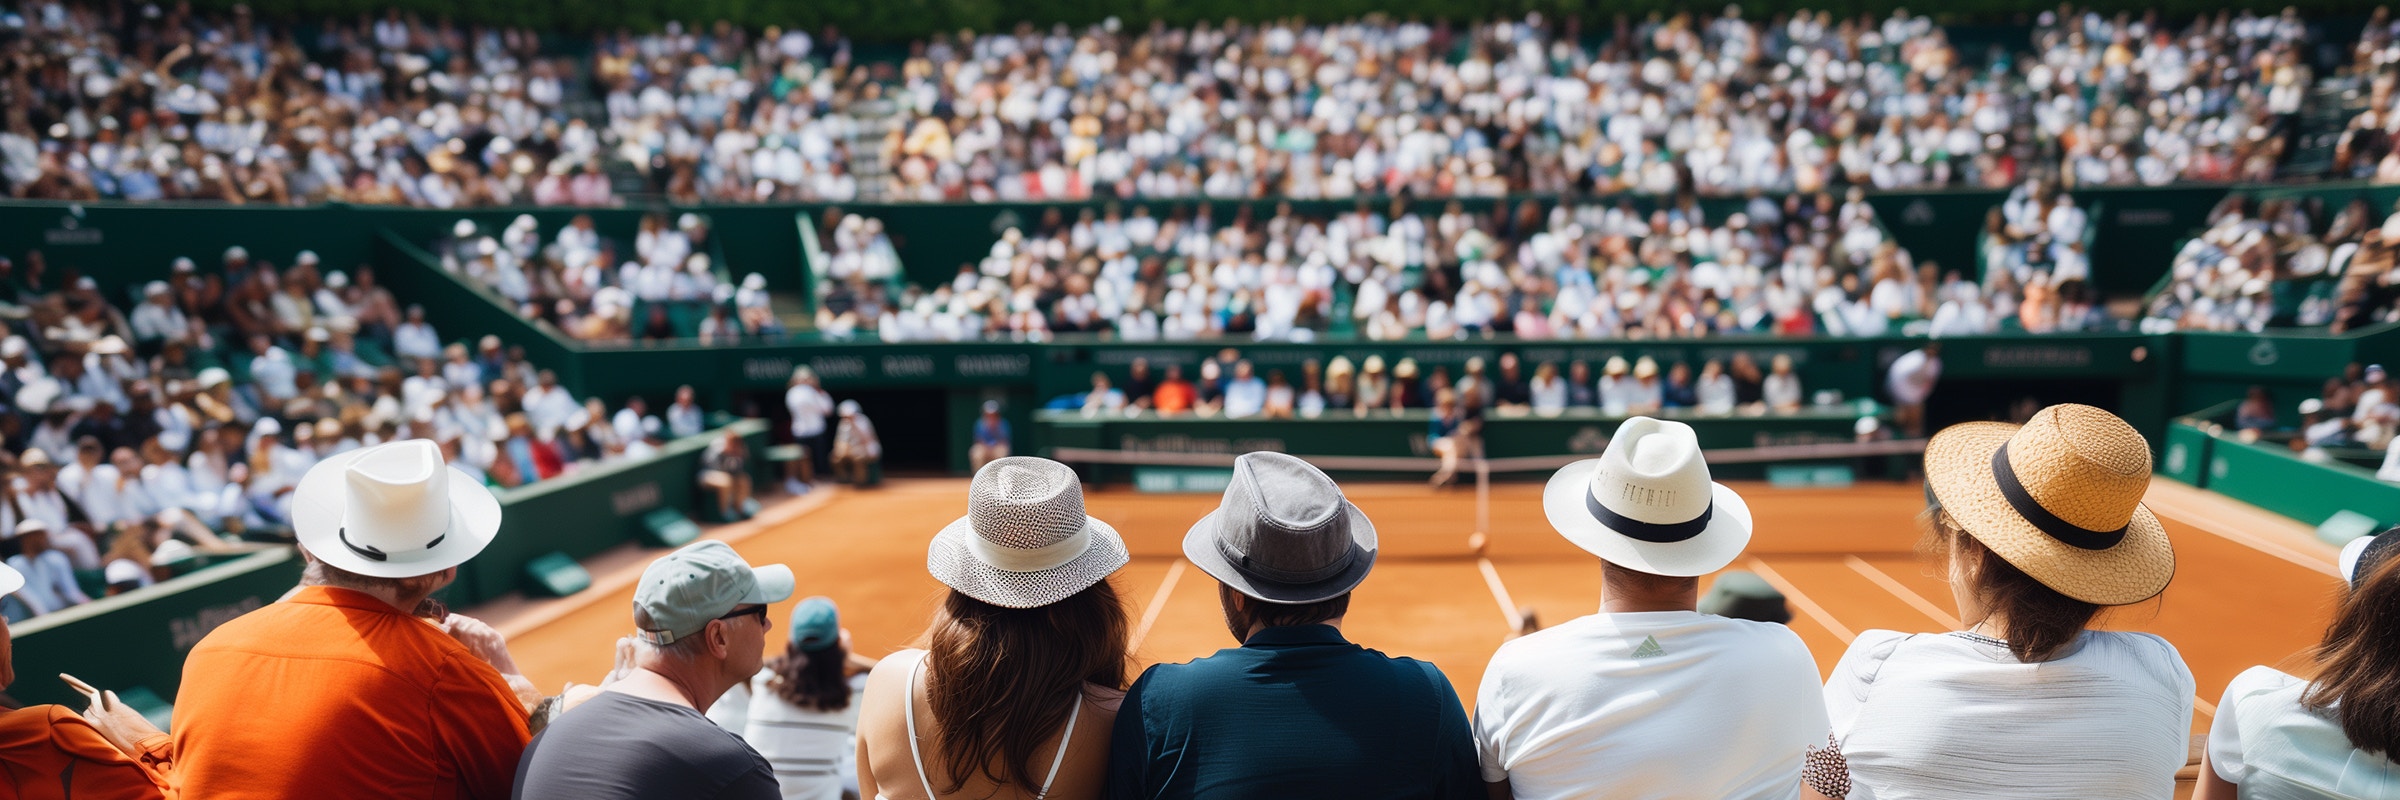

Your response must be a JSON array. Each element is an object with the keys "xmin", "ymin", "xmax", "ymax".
[{"xmin": 493, "ymin": 475, "xmax": 2348, "ymax": 750}]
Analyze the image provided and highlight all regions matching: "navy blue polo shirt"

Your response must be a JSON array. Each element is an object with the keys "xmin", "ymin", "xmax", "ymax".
[{"xmin": 1105, "ymin": 625, "xmax": 1481, "ymax": 800}]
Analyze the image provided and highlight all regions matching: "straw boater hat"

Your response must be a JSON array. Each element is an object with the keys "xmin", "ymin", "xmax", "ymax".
[
  {"xmin": 1543, "ymin": 416, "xmax": 1753, "ymax": 577},
  {"xmin": 1923, "ymin": 404, "xmax": 2174, "ymax": 606},
  {"xmin": 293, "ymin": 439, "xmax": 504, "ymax": 579},
  {"xmin": 930, "ymin": 457, "xmax": 1128, "ymax": 609}
]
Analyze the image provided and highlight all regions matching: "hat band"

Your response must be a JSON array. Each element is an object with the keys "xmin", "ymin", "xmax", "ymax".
[
  {"xmin": 337, "ymin": 526, "xmax": 448, "ymax": 563},
  {"xmin": 966, "ymin": 521, "xmax": 1090, "ymax": 573},
  {"xmin": 1991, "ymin": 443, "xmax": 2128, "ymax": 551},
  {"xmin": 1219, "ymin": 533, "xmax": 1356, "ymax": 585},
  {"xmin": 1585, "ymin": 489, "xmax": 1714, "ymax": 544}
]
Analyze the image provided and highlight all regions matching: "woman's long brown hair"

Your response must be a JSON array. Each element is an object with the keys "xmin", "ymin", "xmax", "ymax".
[
  {"xmin": 2302, "ymin": 554, "xmax": 2400, "ymax": 756},
  {"xmin": 1923, "ymin": 513, "xmax": 2103, "ymax": 663},
  {"xmin": 925, "ymin": 580, "xmax": 1128, "ymax": 793}
]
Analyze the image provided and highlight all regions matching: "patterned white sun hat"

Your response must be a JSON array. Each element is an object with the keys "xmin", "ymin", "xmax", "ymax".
[{"xmin": 929, "ymin": 457, "xmax": 1128, "ymax": 609}]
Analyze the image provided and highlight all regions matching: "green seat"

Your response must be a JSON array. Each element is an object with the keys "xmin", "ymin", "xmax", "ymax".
[
  {"xmin": 638, "ymin": 508, "xmax": 702, "ymax": 548},
  {"xmin": 521, "ymin": 551, "xmax": 592, "ymax": 597}
]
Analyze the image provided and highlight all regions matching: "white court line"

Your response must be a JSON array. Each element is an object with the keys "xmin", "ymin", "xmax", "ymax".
[
  {"xmin": 1844, "ymin": 556, "xmax": 1963, "ymax": 630},
  {"xmin": 1746, "ymin": 557, "xmax": 1856, "ymax": 643},
  {"xmin": 1129, "ymin": 560, "xmax": 1187, "ymax": 653},
  {"xmin": 1476, "ymin": 557, "xmax": 1521, "ymax": 632}
]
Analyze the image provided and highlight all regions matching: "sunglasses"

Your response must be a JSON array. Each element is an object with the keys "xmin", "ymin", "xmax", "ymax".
[{"xmin": 717, "ymin": 605, "xmax": 770, "ymax": 627}]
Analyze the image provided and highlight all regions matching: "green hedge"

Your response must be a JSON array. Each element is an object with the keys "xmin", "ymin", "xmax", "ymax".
[{"xmin": 199, "ymin": 0, "xmax": 2384, "ymax": 44}]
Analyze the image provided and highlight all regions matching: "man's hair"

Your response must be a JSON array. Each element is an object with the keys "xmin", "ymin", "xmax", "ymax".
[
  {"xmin": 1600, "ymin": 561, "xmax": 1699, "ymax": 599},
  {"xmin": 1217, "ymin": 583, "xmax": 1349, "ymax": 641},
  {"xmin": 303, "ymin": 559, "xmax": 450, "ymax": 608},
  {"xmin": 632, "ymin": 606, "xmax": 715, "ymax": 660}
]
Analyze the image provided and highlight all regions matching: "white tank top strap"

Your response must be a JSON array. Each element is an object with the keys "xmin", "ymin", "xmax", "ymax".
[
  {"xmin": 1035, "ymin": 691, "xmax": 1084, "ymax": 798},
  {"xmin": 903, "ymin": 650, "xmax": 939, "ymax": 800}
]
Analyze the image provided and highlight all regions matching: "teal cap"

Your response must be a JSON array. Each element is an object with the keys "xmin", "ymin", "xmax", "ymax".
[
  {"xmin": 1697, "ymin": 571, "xmax": 1791, "ymax": 624},
  {"xmin": 789, "ymin": 596, "xmax": 840, "ymax": 651},
  {"xmin": 633, "ymin": 541, "xmax": 794, "ymax": 645}
]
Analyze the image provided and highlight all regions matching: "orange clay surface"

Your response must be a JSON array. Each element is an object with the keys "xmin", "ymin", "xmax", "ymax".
[{"xmin": 500, "ymin": 477, "xmax": 2343, "ymax": 749}]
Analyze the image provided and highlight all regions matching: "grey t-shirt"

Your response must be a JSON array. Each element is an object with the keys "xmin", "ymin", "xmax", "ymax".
[{"xmin": 513, "ymin": 690, "xmax": 781, "ymax": 800}]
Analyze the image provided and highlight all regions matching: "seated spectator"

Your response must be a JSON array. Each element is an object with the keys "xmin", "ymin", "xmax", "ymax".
[
  {"xmin": 708, "ymin": 596, "xmax": 878, "ymax": 800},
  {"xmin": 830, "ymin": 402, "xmax": 879, "ymax": 486},
  {"xmin": 1151, "ymin": 365, "xmax": 1196, "ymax": 416},
  {"xmin": 0, "ymin": 561, "xmax": 168, "ymax": 797},
  {"xmin": 1484, "ymin": 417, "xmax": 1824, "ymax": 797},
  {"xmin": 1222, "ymin": 362, "xmax": 1268, "ymax": 419},
  {"xmin": 969, "ymin": 402, "xmax": 1012, "ymax": 473},
  {"xmin": 514, "ymin": 541, "xmax": 792, "ymax": 798},
  {"xmin": 666, "ymin": 386, "xmax": 706, "ymax": 440},
  {"xmin": 3, "ymin": 521, "xmax": 90, "ymax": 620},
  {"xmin": 2197, "ymin": 530, "xmax": 2400, "ymax": 798},
  {"xmin": 698, "ymin": 431, "xmax": 755, "ymax": 522},
  {"xmin": 1810, "ymin": 405, "xmax": 2191, "ymax": 798},
  {"xmin": 1262, "ymin": 371, "xmax": 1296, "ymax": 420},
  {"xmin": 859, "ymin": 457, "xmax": 1126, "ymax": 800},
  {"xmin": 1528, "ymin": 363, "xmax": 1567, "ymax": 416},
  {"xmin": 1110, "ymin": 453, "xmax": 1479, "ymax": 796},
  {"xmin": 1081, "ymin": 373, "xmax": 1127, "ymax": 418},
  {"xmin": 1763, "ymin": 355, "xmax": 1805, "ymax": 414}
]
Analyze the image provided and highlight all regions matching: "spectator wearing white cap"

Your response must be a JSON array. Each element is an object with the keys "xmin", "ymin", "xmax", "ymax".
[
  {"xmin": 130, "ymin": 281, "xmax": 189, "ymax": 345},
  {"xmin": 515, "ymin": 540, "xmax": 792, "ymax": 799},
  {"xmin": 1479, "ymin": 417, "xmax": 1825, "ymax": 799},
  {"xmin": 2195, "ymin": 530, "xmax": 2400, "ymax": 799},
  {"xmin": 94, "ymin": 439, "xmax": 530, "ymax": 799},
  {"xmin": 829, "ymin": 400, "xmax": 878, "ymax": 487},
  {"xmin": 859, "ymin": 457, "xmax": 1129, "ymax": 800},
  {"xmin": 4, "ymin": 521, "xmax": 90, "ymax": 619}
]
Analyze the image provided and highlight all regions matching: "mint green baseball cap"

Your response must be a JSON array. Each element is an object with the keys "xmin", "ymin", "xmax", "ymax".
[{"xmin": 633, "ymin": 541, "xmax": 794, "ymax": 645}]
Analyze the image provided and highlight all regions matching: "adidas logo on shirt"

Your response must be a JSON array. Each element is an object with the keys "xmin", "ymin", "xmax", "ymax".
[{"xmin": 1630, "ymin": 636, "xmax": 1666, "ymax": 659}]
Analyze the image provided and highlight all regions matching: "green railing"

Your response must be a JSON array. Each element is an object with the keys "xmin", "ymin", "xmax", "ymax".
[{"xmin": 8, "ymin": 548, "xmax": 304, "ymax": 709}]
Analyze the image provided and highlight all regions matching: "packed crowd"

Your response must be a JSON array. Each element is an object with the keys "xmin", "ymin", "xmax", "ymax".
[
  {"xmin": 0, "ymin": 241, "xmax": 725, "ymax": 621},
  {"xmin": 433, "ymin": 212, "xmax": 783, "ymax": 343},
  {"xmin": 2234, "ymin": 361, "xmax": 2400, "ymax": 480},
  {"xmin": 0, "ymin": 3, "xmax": 2372, "ymax": 206},
  {"xmin": 2144, "ymin": 193, "xmax": 2400, "ymax": 333},
  {"xmin": 818, "ymin": 193, "xmax": 2098, "ymax": 345},
  {"xmin": 1, "ymin": 2, "xmax": 616, "ymax": 206},
  {"xmin": 8, "ymin": 403, "xmax": 2393, "ymax": 800},
  {"xmin": 1057, "ymin": 348, "xmax": 1817, "ymax": 421}
]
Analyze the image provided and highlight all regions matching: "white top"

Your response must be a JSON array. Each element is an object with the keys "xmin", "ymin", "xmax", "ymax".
[
  {"xmin": 1475, "ymin": 610, "xmax": 1828, "ymax": 800},
  {"xmin": 1885, "ymin": 350, "xmax": 1942, "ymax": 405},
  {"xmin": 2209, "ymin": 666, "xmax": 2400, "ymax": 799},
  {"xmin": 787, "ymin": 384, "xmax": 833, "ymax": 438},
  {"xmin": 709, "ymin": 668, "xmax": 868, "ymax": 800},
  {"xmin": 1824, "ymin": 630, "xmax": 2194, "ymax": 800},
  {"xmin": 1763, "ymin": 373, "xmax": 1803, "ymax": 409}
]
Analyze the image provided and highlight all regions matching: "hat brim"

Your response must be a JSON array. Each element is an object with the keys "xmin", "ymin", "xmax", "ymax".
[
  {"xmin": 292, "ymin": 446, "xmax": 504, "ymax": 579},
  {"xmin": 1924, "ymin": 422, "xmax": 2175, "ymax": 606},
  {"xmin": 744, "ymin": 564, "xmax": 796, "ymax": 605},
  {"xmin": 1183, "ymin": 503, "xmax": 1378, "ymax": 605},
  {"xmin": 929, "ymin": 516, "xmax": 1128, "ymax": 609},
  {"xmin": 1542, "ymin": 458, "xmax": 1754, "ymax": 578},
  {"xmin": 0, "ymin": 561, "xmax": 22, "ymax": 597}
]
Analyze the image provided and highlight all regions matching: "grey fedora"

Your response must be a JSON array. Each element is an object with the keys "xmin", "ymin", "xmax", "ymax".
[{"xmin": 1184, "ymin": 452, "xmax": 1377, "ymax": 604}]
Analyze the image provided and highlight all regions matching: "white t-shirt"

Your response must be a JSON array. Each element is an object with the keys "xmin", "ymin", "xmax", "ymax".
[
  {"xmin": 1823, "ymin": 629, "xmax": 2194, "ymax": 800},
  {"xmin": 786, "ymin": 385, "xmax": 832, "ymax": 439},
  {"xmin": 1885, "ymin": 350, "xmax": 1942, "ymax": 406},
  {"xmin": 2209, "ymin": 666, "xmax": 2400, "ymax": 799},
  {"xmin": 708, "ymin": 669, "xmax": 867, "ymax": 800},
  {"xmin": 1475, "ymin": 610, "xmax": 1829, "ymax": 800}
]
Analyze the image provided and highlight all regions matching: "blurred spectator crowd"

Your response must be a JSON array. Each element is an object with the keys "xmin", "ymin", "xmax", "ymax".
[
  {"xmin": 0, "ymin": 2, "xmax": 2374, "ymax": 206},
  {"xmin": 2143, "ymin": 192, "xmax": 2400, "ymax": 333},
  {"xmin": 0, "ymin": 240, "xmax": 715, "ymax": 621},
  {"xmin": 814, "ymin": 191, "xmax": 2119, "ymax": 344},
  {"xmin": 432, "ymin": 212, "xmax": 781, "ymax": 343}
]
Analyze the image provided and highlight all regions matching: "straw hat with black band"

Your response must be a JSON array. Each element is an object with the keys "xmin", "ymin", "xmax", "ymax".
[{"xmin": 1923, "ymin": 404, "xmax": 2175, "ymax": 606}]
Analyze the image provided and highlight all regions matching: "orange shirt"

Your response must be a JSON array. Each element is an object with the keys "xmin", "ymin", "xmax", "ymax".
[
  {"xmin": 1153, "ymin": 379, "xmax": 1196, "ymax": 414},
  {"xmin": 0, "ymin": 705, "xmax": 166, "ymax": 799},
  {"xmin": 135, "ymin": 586, "xmax": 530, "ymax": 800}
]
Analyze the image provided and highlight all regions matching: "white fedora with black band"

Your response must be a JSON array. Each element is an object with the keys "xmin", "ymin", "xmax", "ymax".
[
  {"xmin": 292, "ymin": 439, "xmax": 503, "ymax": 579},
  {"xmin": 1542, "ymin": 416, "xmax": 1753, "ymax": 577},
  {"xmin": 929, "ymin": 457, "xmax": 1128, "ymax": 609}
]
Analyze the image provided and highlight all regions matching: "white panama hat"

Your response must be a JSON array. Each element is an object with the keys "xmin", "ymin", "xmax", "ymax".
[
  {"xmin": 1542, "ymin": 416, "xmax": 1754, "ymax": 577},
  {"xmin": 928, "ymin": 457, "xmax": 1127, "ymax": 609},
  {"xmin": 293, "ymin": 439, "xmax": 503, "ymax": 578},
  {"xmin": 0, "ymin": 560, "xmax": 20, "ymax": 597}
]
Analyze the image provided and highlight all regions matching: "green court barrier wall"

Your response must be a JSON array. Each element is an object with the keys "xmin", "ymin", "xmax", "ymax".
[
  {"xmin": 449, "ymin": 418, "xmax": 769, "ymax": 606},
  {"xmin": 8, "ymin": 548, "xmax": 304, "ymax": 709},
  {"xmin": 2197, "ymin": 428, "xmax": 2400, "ymax": 530}
]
